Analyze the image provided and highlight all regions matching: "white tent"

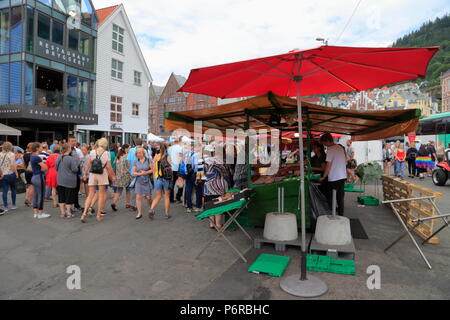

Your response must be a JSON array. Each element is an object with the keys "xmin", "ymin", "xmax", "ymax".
[
  {"xmin": 0, "ymin": 124, "xmax": 21, "ymax": 136},
  {"xmin": 147, "ymin": 133, "xmax": 164, "ymax": 142}
]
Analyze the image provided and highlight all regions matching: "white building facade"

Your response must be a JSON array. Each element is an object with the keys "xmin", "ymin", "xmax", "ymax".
[{"xmin": 76, "ymin": 4, "xmax": 152, "ymax": 146}]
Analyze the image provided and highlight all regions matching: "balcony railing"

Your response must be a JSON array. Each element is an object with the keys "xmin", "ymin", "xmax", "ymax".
[
  {"xmin": 35, "ymin": 89, "xmax": 64, "ymax": 109},
  {"xmin": 34, "ymin": 89, "xmax": 90, "ymax": 113}
]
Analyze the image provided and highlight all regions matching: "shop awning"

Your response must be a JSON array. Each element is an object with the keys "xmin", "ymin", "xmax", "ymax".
[
  {"xmin": 164, "ymin": 93, "xmax": 420, "ymax": 141},
  {"xmin": 0, "ymin": 124, "xmax": 21, "ymax": 136}
]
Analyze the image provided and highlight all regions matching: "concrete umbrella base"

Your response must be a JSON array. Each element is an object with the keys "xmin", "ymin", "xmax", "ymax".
[{"xmin": 280, "ymin": 274, "xmax": 328, "ymax": 298}]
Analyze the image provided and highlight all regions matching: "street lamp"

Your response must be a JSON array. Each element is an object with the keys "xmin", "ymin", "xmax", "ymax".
[{"xmin": 316, "ymin": 38, "xmax": 328, "ymax": 46}]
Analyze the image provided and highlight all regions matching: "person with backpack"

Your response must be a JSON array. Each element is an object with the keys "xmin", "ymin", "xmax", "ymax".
[
  {"xmin": 132, "ymin": 148, "xmax": 153, "ymax": 220},
  {"xmin": 406, "ymin": 144, "xmax": 418, "ymax": 178},
  {"xmin": 80, "ymin": 138, "xmax": 115, "ymax": 223},
  {"xmin": 148, "ymin": 142, "xmax": 172, "ymax": 219},
  {"xmin": 56, "ymin": 144, "xmax": 80, "ymax": 218}
]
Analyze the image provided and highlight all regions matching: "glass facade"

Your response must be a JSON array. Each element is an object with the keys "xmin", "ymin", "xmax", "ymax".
[
  {"xmin": 0, "ymin": 0, "xmax": 97, "ymax": 117},
  {"xmin": 0, "ymin": 8, "xmax": 9, "ymax": 54}
]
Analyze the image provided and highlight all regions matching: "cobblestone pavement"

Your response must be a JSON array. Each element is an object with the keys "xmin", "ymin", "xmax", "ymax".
[{"xmin": 1, "ymin": 176, "xmax": 449, "ymax": 300}]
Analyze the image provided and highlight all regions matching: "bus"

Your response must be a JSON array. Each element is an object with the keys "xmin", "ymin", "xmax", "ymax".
[{"xmin": 417, "ymin": 112, "xmax": 450, "ymax": 153}]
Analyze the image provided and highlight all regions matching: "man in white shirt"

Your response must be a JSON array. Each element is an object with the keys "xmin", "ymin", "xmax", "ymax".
[
  {"xmin": 320, "ymin": 133, "xmax": 348, "ymax": 216},
  {"xmin": 168, "ymin": 138, "xmax": 184, "ymax": 203}
]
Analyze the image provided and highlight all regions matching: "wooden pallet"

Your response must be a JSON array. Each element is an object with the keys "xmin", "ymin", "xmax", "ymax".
[
  {"xmin": 254, "ymin": 237, "xmax": 305, "ymax": 252},
  {"xmin": 382, "ymin": 175, "xmax": 443, "ymax": 244}
]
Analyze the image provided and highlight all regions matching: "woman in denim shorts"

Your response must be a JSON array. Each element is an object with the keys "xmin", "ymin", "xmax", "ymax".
[{"xmin": 148, "ymin": 143, "xmax": 172, "ymax": 219}]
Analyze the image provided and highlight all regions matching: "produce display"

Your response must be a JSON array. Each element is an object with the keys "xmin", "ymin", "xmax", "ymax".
[{"xmin": 355, "ymin": 162, "xmax": 383, "ymax": 184}]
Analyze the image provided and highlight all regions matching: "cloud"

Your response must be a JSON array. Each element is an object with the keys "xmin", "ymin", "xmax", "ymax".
[{"xmin": 92, "ymin": 0, "xmax": 449, "ymax": 86}]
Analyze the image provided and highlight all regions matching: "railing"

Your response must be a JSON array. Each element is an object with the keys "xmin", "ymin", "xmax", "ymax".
[
  {"xmin": 35, "ymin": 89, "xmax": 64, "ymax": 109},
  {"xmin": 34, "ymin": 89, "xmax": 90, "ymax": 113}
]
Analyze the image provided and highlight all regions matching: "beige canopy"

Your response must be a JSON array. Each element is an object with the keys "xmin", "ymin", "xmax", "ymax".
[
  {"xmin": 0, "ymin": 124, "xmax": 21, "ymax": 136},
  {"xmin": 164, "ymin": 93, "xmax": 420, "ymax": 141}
]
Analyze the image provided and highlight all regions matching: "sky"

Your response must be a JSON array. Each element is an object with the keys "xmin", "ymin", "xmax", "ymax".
[{"xmin": 92, "ymin": 0, "xmax": 449, "ymax": 86}]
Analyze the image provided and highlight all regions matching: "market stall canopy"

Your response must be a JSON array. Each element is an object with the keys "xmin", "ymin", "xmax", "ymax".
[
  {"xmin": 147, "ymin": 133, "xmax": 164, "ymax": 142},
  {"xmin": 0, "ymin": 124, "xmax": 21, "ymax": 136},
  {"xmin": 178, "ymin": 46, "xmax": 439, "ymax": 98},
  {"xmin": 165, "ymin": 93, "xmax": 420, "ymax": 141}
]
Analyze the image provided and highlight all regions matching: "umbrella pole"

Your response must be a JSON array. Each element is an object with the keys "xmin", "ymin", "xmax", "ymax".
[
  {"xmin": 280, "ymin": 79, "xmax": 327, "ymax": 298},
  {"xmin": 295, "ymin": 81, "xmax": 307, "ymax": 281}
]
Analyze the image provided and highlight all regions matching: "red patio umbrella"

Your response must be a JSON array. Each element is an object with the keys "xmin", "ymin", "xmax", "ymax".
[{"xmin": 178, "ymin": 45, "xmax": 439, "ymax": 297}]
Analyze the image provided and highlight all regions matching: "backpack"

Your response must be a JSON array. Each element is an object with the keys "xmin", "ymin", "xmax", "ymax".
[
  {"xmin": 179, "ymin": 151, "xmax": 195, "ymax": 179},
  {"xmin": 90, "ymin": 151, "xmax": 107, "ymax": 174},
  {"xmin": 158, "ymin": 156, "xmax": 173, "ymax": 181}
]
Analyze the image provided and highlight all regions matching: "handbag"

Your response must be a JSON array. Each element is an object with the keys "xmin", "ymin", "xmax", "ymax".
[
  {"xmin": 129, "ymin": 176, "xmax": 137, "ymax": 189},
  {"xmin": 16, "ymin": 178, "xmax": 26, "ymax": 194}
]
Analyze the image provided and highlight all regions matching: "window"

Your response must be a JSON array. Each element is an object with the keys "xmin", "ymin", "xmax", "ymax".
[
  {"xmin": 78, "ymin": 78, "xmax": 88, "ymax": 113},
  {"xmin": 66, "ymin": 75, "xmax": 78, "ymax": 111},
  {"xmin": 25, "ymin": 6, "xmax": 33, "ymax": 52},
  {"xmin": 38, "ymin": 0, "xmax": 52, "ymax": 6},
  {"xmin": 25, "ymin": 62, "xmax": 33, "ymax": 105},
  {"xmin": 68, "ymin": 29, "xmax": 78, "ymax": 50},
  {"xmin": 0, "ymin": 9, "xmax": 9, "ymax": 54},
  {"xmin": 134, "ymin": 71, "xmax": 141, "ymax": 85},
  {"xmin": 37, "ymin": 13, "xmax": 50, "ymax": 40},
  {"xmin": 81, "ymin": 0, "xmax": 93, "ymax": 26},
  {"xmin": 10, "ymin": 6, "xmax": 23, "ymax": 53},
  {"xmin": 79, "ymin": 32, "xmax": 90, "ymax": 55},
  {"xmin": 0, "ymin": 63, "xmax": 9, "ymax": 105},
  {"xmin": 52, "ymin": 20, "xmax": 64, "ymax": 45},
  {"xmin": 112, "ymin": 24, "xmax": 124, "ymax": 53},
  {"xmin": 10, "ymin": 62, "xmax": 21, "ymax": 104},
  {"xmin": 132, "ymin": 103, "xmax": 139, "ymax": 116},
  {"xmin": 111, "ymin": 96, "xmax": 123, "ymax": 123},
  {"xmin": 111, "ymin": 59, "xmax": 123, "ymax": 80}
]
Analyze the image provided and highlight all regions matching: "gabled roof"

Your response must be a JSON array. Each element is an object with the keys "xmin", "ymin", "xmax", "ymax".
[
  {"xmin": 96, "ymin": 5, "xmax": 120, "ymax": 26},
  {"xmin": 150, "ymin": 83, "xmax": 164, "ymax": 100},
  {"xmin": 174, "ymin": 74, "xmax": 187, "ymax": 87},
  {"xmin": 96, "ymin": 4, "xmax": 153, "ymax": 83}
]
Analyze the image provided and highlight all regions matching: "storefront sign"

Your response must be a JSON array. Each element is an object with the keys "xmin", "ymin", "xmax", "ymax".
[
  {"xmin": 111, "ymin": 123, "xmax": 123, "ymax": 131},
  {"xmin": 36, "ymin": 39, "xmax": 92, "ymax": 71},
  {"xmin": 0, "ymin": 105, "xmax": 98, "ymax": 125},
  {"xmin": 408, "ymin": 132, "xmax": 416, "ymax": 145}
]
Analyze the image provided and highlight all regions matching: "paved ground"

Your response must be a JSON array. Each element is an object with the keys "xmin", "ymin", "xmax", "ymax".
[{"xmin": 1, "ymin": 176, "xmax": 449, "ymax": 300}]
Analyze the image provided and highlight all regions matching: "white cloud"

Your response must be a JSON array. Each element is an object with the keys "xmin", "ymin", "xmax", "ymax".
[{"xmin": 92, "ymin": 0, "xmax": 449, "ymax": 86}]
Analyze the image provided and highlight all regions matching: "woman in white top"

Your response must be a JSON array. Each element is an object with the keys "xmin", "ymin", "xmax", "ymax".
[
  {"xmin": 81, "ymin": 138, "xmax": 115, "ymax": 223},
  {"xmin": 0, "ymin": 142, "xmax": 18, "ymax": 212}
]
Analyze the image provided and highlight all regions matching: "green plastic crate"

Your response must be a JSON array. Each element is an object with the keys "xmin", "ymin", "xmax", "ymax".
[
  {"xmin": 248, "ymin": 254, "xmax": 291, "ymax": 277},
  {"xmin": 307, "ymin": 254, "xmax": 356, "ymax": 275},
  {"xmin": 357, "ymin": 196, "xmax": 380, "ymax": 206},
  {"xmin": 345, "ymin": 184, "xmax": 365, "ymax": 193}
]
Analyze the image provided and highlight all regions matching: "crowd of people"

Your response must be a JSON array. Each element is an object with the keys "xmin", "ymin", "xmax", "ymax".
[
  {"xmin": 0, "ymin": 136, "xmax": 247, "ymax": 230},
  {"xmin": 382, "ymin": 139, "xmax": 442, "ymax": 180},
  {"xmin": 2, "ymin": 134, "xmax": 447, "ymax": 222}
]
